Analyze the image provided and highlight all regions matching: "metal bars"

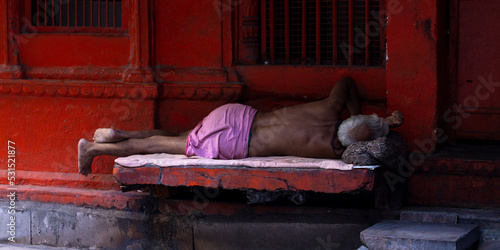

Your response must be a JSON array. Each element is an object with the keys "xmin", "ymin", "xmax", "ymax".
[
  {"xmin": 31, "ymin": 0, "xmax": 122, "ymax": 28},
  {"xmin": 261, "ymin": 0, "xmax": 384, "ymax": 66}
]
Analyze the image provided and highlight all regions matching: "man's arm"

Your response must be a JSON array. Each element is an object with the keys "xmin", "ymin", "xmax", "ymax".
[
  {"xmin": 327, "ymin": 77, "xmax": 361, "ymax": 116},
  {"xmin": 386, "ymin": 110, "xmax": 404, "ymax": 128}
]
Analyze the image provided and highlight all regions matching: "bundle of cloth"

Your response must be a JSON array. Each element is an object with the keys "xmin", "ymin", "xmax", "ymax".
[{"xmin": 342, "ymin": 131, "xmax": 407, "ymax": 170}]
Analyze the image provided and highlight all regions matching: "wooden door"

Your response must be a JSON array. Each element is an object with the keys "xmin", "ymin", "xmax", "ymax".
[{"xmin": 456, "ymin": 0, "xmax": 500, "ymax": 140}]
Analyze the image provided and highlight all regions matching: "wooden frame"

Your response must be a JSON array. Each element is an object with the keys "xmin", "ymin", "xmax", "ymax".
[{"xmin": 446, "ymin": 0, "xmax": 459, "ymax": 143}]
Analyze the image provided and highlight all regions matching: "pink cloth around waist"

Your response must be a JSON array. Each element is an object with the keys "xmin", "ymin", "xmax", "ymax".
[{"xmin": 185, "ymin": 103, "xmax": 258, "ymax": 159}]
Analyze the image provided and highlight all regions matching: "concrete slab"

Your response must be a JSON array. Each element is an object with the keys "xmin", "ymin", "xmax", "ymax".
[
  {"xmin": 0, "ymin": 201, "xmax": 158, "ymax": 249},
  {"xmin": 29, "ymin": 206, "xmax": 153, "ymax": 249},
  {"xmin": 0, "ymin": 243, "xmax": 77, "ymax": 249},
  {"xmin": 0, "ymin": 207, "xmax": 30, "ymax": 244},
  {"xmin": 360, "ymin": 220, "xmax": 479, "ymax": 250}
]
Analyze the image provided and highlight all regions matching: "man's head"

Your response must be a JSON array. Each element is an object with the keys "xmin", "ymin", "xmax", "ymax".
[{"xmin": 338, "ymin": 114, "xmax": 389, "ymax": 147}]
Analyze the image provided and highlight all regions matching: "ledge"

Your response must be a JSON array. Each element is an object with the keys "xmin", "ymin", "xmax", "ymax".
[
  {"xmin": 0, "ymin": 171, "xmax": 120, "ymax": 190},
  {"xmin": 0, "ymin": 79, "xmax": 246, "ymax": 101},
  {"xmin": 412, "ymin": 144, "xmax": 500, "ymax": 176},
  {"xmin": 0, "ymin": 79, "xmax": 158, "ymax": 100},
  {"xmin": 23, "ymin": 66, "xmax": 125, "ymax": 81},
  {"xmin": 160, "ymin": 82, "xmax": 244, "ymax": 100},
  {"xmin": 156, "ymin": 67, "xmax": 237, "ymax": 83},
  {"xmin": 0, "ymin": 185, "xmax": 150, "ymax": 211},
  {"xmin": 413, "ymin": 157, "xmax": 500, "ymax": 176},
  {"xmin": 113, "ymin": 164, "xmax": 378, "ymax": 194}
]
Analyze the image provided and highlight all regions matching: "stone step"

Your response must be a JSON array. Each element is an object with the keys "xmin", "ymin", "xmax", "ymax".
[
  {"xmin": 0, "ymin": 243, "xmax": 77, "ymax": 249},
  {"xmin": 400, "ymin": 211, "xmax": 458, "ymax": 224},
  {"xmin": 360, "ymin": 220, "xmax": 479, "ymax": 250}
]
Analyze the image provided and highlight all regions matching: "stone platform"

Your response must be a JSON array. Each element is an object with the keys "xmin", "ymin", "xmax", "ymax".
[
  {"xmin": 361, "ymin": 220, "xmax": 479, "ymax": 250},
  {"xmin": 113, "ymin": 164, "xmax": 379, "ymax": 194}
]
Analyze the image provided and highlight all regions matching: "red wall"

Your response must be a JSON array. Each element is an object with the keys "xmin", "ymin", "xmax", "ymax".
[
  {"xmin": 155, "ymin": 0, "xmax": 222, "ymax": 68},
  {"xmin": 0, "ymin": 0, "xmax": 445, "ymax": 207},
  {"xmin": 20, "ymin": 34, "xmax": 129, "ymax": 67}
]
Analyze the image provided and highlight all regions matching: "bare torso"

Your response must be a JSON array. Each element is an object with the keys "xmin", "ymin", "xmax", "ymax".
[
  {"xmin": 249, "ymin": 99, "xmax": 343, "ymax": 159},
  {"xmin": 247, "ymin": 77, "xmax": 360, "ymax": 159}
]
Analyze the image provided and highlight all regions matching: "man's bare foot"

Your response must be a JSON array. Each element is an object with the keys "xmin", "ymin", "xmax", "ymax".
[
  {"xmin": 78, "ymin": 139, "xmax": 95, "ymax": 176},
  {"xmin": 93, "ymin": 128, "xmax": 125, "ymax": 143},
  {"xmin": 386, "ymin": 110, "xmax": 404, "ymax": 128}
]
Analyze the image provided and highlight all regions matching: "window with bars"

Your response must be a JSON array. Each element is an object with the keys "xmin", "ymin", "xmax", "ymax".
[
  {"xmin": 239, "ymin": 0, "xmax": 385, "ymax": 66},
  {"xmin": 26, "ymin": 0, "xmax": 125, "ymax": 32}
]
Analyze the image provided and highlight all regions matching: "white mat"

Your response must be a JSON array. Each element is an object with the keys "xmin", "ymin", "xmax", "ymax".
[{"xmin": 115, "ymin": 153, "xmax": 380, "ymax": 171}]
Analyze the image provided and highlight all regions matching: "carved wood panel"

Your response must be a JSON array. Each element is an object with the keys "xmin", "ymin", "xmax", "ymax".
[{"xmin": 237, "ymin": 0, "xmax": 261, "ymax": 64}]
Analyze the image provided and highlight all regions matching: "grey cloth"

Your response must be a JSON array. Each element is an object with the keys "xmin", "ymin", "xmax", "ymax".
[
  {"xmin": 246, "ymin": 190, "xmax": 309, "ymax": 205},
  {"xmin": 342, "ymin": 131, "xmax": 407, "ymax": 170}
]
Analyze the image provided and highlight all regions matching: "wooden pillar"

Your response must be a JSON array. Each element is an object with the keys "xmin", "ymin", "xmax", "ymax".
[
  {"xmin": 0, "ymin": 0, "xmax": 7, "ymax": 66},
  {"xmin": 386, "ymin": 0, "xmax": 440, "ymax": 153},
  {"xmin": 122, "ymin": 0, "xmax": 154, "ymax": 83},
  {"xmin": 0, "ymin": 0, "xmax": 23, "ymax": 79},
  {"xmin": 237, "ymin": 0, "xmax": 261, "ymax": 64}
]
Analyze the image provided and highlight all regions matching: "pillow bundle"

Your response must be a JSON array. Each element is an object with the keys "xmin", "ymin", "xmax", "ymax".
[{"xmin": 342, "ymin": 131, "xmax": 407, "ymax": 170}]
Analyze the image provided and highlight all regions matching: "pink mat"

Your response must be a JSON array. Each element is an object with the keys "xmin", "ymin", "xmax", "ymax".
[{"xmin": 115, "ymin": 153, "xmax": 380, "ymax": 171}]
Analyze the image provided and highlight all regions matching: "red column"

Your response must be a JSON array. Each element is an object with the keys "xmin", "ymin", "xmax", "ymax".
[
  {"xmin": 122, "ymin": 0, "xmax": 154, "ymax": 83},
  {"xmin": 386, "ymin": 0, "xmax": 441, "ymax": 153},
  {"xmin": 0, "ymin": 0, "xmax": 7, "ymax": 66},
  {"xmin": 0, "ymin": 0, "xmax": 23, "ymax": 79}
]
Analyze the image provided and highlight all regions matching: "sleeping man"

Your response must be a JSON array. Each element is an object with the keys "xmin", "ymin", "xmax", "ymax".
[{"xmin": 78, "ymin": 77, "xmax": 403, "ymax": 175}]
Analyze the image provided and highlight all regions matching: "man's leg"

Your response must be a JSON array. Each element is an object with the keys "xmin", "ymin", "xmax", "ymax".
[
  {"xmin": 78, "ymin": 135, "xmax": 187, "ymax": 176},
  {"xmin": 93, "ymin": 129, "xmax": 181, "ymax": 143}
]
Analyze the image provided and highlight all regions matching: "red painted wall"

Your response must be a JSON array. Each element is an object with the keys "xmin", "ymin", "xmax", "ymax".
[
  {"xmin": 20, "ymin": 34, "xmax": 130, "ymax": 67},
  {"xmin": 0, "ymin": 0, "xmax": 447, "ymax": 208},
  {"xmin": 155, "ymin": 0, "xmax": 222, "ymax": 68},
  {"xmin": 386, "ymin": 0, "xmax": 443, "ymax": 154}
]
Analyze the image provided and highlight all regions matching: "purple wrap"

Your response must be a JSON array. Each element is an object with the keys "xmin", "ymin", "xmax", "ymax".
[{"xmin": 185, "ymin": 104, "xmax": 258, "ymax": 159}]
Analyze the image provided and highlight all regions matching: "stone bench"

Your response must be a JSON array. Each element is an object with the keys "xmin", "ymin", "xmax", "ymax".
[
  {"xmin": 113, "ymin": 164, "xmax": 377, "ymax": 194},
  {"xmin": 113, "ymin": 161, "xmax": 404, "ymax": 209}
]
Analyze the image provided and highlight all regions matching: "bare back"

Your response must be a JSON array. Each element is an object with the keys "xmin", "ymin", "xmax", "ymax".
[
  {"xmin": 248, "ymin": 77, "xmax": 360, "ymax": 159},
  {"xmin": 249, "ymin": 101, "xmax": 340, "ymax": 158}
]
